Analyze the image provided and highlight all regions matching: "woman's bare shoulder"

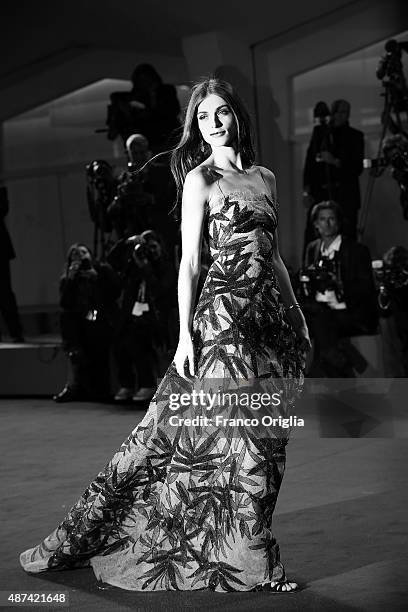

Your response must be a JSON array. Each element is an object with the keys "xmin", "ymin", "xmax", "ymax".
[
  {"xmin": 256, "ymin": 165, "xmax": 276, "ymax": 182},
  {"xmin": 185, "ymin": 163, "xmax": 219, "ymax": 190},
  {"xmin": 182, "ymin": 167, "xmax": 214, "ymax": 208},
  {"xmin": 186, "ymin": 163, "xmax": 212, "ymax": 179},
  {"xmin": 255, "ymin": 165, "xmax": 277, "ymax": 196}
]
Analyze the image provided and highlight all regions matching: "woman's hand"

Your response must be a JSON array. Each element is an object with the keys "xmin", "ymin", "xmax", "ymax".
[
  {"xmin": 67, "ymin": 261, "xmax": 81, "ymax": 280},
  {"xmin": 174, "ymin": 333, "xmax": 195, "ymax": 377},
  {"xmin": 296, "ymin": 324, "xmax": 312, "ymax": 354}
]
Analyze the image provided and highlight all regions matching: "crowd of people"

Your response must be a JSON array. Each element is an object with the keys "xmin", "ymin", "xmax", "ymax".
[
  {"xmin": 50, "ymin": 63, "xmax": 186, "ymax": 404},
  {"xmin": 297, "ymin": 98, "xmax": 388, "ymax": 377},
  {"xmin": 52, "ymin": 94, "xmax": 379, "ymax": 398},
  {"xmin": 2, "ymin": 84, "xmax": 407, "ymax": 391},
  {"xmin": 53, "ymin": 227, "xmax": 178, "ymax": 404},
  {"xmin": 54, "ymin": 132, "xmax": 179, "ymax": 403}
]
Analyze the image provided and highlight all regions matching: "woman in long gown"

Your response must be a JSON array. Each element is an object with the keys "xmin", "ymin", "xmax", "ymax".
[{"xmin": 20, "ymin": 78, "xmax": 311, "ymax": 593}]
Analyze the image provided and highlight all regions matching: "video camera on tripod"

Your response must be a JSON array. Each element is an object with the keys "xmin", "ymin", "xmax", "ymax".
[
  {"xmin": 376, "ymin": 39, "xmax": 408, "ymax": 115},
  {"xmin": 86, "ymin": 160, "xmax": 117, "ymax": 259},
  {"xmin": 361, "ymin": 38, "xmax": 408, "ymax": 224}
]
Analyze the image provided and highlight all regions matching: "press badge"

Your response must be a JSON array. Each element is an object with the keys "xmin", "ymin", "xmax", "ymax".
[{"xmin": 132, "ymin": 302, "xmax": 150, "ymax": 317}]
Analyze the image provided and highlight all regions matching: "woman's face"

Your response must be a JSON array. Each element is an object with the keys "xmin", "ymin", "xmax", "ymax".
[
  {"xmin": 71, "ymin": 246, "xmax": 91, "ymax": 263},
  {"xmin": 197, "ymin": 94, "xmax": 237, "ymax": 149}
]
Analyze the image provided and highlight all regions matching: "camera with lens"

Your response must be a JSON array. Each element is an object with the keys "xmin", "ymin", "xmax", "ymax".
[
  {"xmin": 115, "ymin": 165, "xmax": 153, "ymax": 213},
  {"xmin": 133, "ymin": 242, "xmax": 150, "ymax": 261},
  {"xmin": 117, "ymin": 168, "xmax": 143, "ymax": 199},
  {"xmin": 376, "ymin": 39, "xmax": 408, "ymax": 94},
  {"xmin": 127, "ymin": 162, "xmax": 142, "ymax": 174},
  {"xmin": 372, "ymin": 246, "xmax": 408, "ymax": 311},
  {"xmin": 86, "ymin": 160, "xmax": 116, "ymax": 204},
  {"xmin": 126, "ymin": 234, "xmax": 153, "ymax": 264},
  {"xmin": 299, "ymin": 256, "xmax": 344, "ymax": 301},
  {"xmin": 126, "ymin": 230, "xmax": 162, "ymax": 265},
  {"xmin": 313, "ymin": 101, "xmax": 331, "ymax": 125},
  {"xmin": 85, "ymin": 159, "xmax": 116, "ymax": 239},
  {"xmin": 86, "ymin": 159, "xmax": 113, "ymax": 180}
]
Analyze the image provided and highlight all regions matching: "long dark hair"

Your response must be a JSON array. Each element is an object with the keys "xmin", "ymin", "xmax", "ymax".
[
  {"xmin": 170, "ymin": 78, "xmax": 255, "ymax": 202},
  {"xmin": 62, "ymin": 243, "xmax": 93, "ymax": 278}
]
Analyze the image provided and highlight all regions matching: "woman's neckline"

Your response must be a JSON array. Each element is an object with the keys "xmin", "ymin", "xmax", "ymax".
[
  {"xmin": 204, "ymin": 163, "xmax": 258, "ymax": 178},
  {"xmin": 208, "ymin": 187, "xmax": 277, "ymax": 204},
  {"xmin": 204, "ymin": 164, "xmax": 272, "ymax": 203}
]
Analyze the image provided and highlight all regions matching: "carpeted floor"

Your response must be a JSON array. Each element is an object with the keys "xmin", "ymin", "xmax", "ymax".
[{"xmin": 1, "ymin": 397, "xmax": 407, "ymax": 611}]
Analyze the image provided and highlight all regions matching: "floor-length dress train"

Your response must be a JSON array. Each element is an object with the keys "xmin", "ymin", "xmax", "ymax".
[{"xmin": 20, "ymin": 174, "xmax": 305, "ymax": 591}]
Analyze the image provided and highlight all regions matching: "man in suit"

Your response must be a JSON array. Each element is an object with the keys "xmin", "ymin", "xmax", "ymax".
[
  {"xmin": 108, "ymin": 134, "xmax": 178, "ymax": 258},
  {"xmin": 303, "ymin": 99, "xmax": 364, "ymax": 250},
  {"xmin": 0, "ymin": 183, "xmax": 24, "ymax": 342},
  {"xmin": 302, "ymin": 200, "xmax": 378, "ymax": 376}
]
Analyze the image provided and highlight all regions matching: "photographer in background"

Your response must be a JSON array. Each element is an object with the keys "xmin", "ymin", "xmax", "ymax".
[
  {"xmin": 108, "ymin": 230, "xmax": 176, "ymax": 403},
  {"xmin": 54, "ymin": 244, "xmax": 120, "ymax": 403},
  {"xmin": 107, "ymin": 134, "xmax": 154, "ymax": 240},
  {"xmin": 301, "ymin": 201, "xmax": 378, "ymax": 376},
  {"xmin": 303, "ymin": 99, "xmax": 364, "ymax": 249},
  {"xmin": 108, "ymin": 133, "xmax": 178, "ymax": 258},
  {"xmin": 377, "ymin": 246, "xmax": 408, "ymax": 376}
]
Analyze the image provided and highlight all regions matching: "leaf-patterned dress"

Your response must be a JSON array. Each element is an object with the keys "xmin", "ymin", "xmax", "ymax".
[{"xmin": 20, "ymin": 168, "xmax": 305, "ymax": 591}]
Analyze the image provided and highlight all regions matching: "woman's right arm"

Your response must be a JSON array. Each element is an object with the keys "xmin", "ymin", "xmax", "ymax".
[{"xmin": 173, "ymin": 169, "xmax": 208, "ymax": 377}]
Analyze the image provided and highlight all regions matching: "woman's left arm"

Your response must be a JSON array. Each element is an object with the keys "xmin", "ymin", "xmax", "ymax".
[
  {"xmin": 271, "ymin": 230, "xmax": 310, "ymax": 343},
  {"xmin": 261, "ymin": 167, "xmax": 311, "ymax": 350}
]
